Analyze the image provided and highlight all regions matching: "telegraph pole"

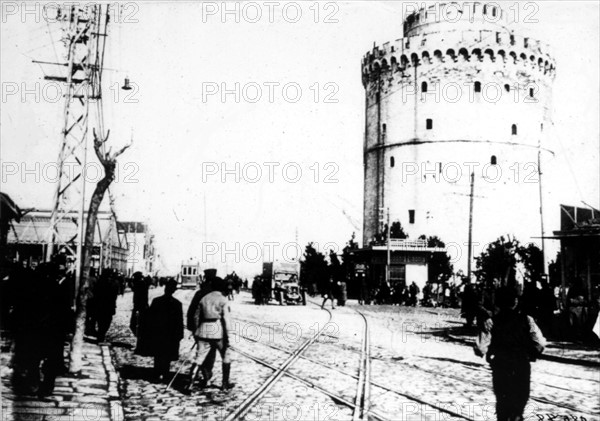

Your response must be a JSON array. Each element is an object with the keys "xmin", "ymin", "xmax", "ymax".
[
  {"xmin": 386, "ymin": 207, "xmax": 390, "ymax": 284},
  {"xmin": 538, "ymin": 140, "xmax": 546, "ymax": 274},
  {"xmin": 467, "ymin": 172, "xmax": 475, "ymax": 282},
  {"xmin": 40, "ymin": 4, "xmax": 109, "ymax": 293}
]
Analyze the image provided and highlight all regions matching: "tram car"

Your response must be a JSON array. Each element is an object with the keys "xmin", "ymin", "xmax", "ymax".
[{"xmin": 178, "ymin": 260, "xmax": 201, "ymax": 289}]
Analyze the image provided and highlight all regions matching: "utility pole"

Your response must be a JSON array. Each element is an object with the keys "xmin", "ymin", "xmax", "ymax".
[
  {"xmin": 40, "ymin": 4, "xmax": 109, "ymax": 294},
  {"xmin": 386, "ymin": 207, "xmax": 390, "ymax": 284},
  {"xmin": 467, "ymin": 172, "xmax": 475, "ymax": 282},
  {"xmin": 537, "ymin": 139, "xmax": 546, "ymax": 274}
]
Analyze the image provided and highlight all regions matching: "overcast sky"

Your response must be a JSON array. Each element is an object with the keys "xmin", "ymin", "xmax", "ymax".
[{"xmin": 2, "ymin": 1, "xmax": 599, "ymax": 277}]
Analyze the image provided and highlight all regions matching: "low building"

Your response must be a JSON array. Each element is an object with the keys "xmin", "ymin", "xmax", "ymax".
[
  {"xmin": 352, "ymin": 238, "xmax": 447, "ymax": 291},
  {"xmin": 548, "ymin": 205, "xmax": 600, "ymax": 302},
  {"xmin": 119, "ymin": 221, "xmax": 156, "ymax": 277},
  {"xmin": 6, "ymin": 209, "xmax": 128, "ymax": 273}
]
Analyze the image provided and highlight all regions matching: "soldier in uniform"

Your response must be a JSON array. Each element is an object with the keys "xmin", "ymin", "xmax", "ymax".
[
  {"xmin": 475, "ymin": 286, "xmax": 546, "ymax": 421},
  {"xmin": 187, "ymin": 269, "xmax": 217, "ymax": 331},
  {"xmin": 186, "ymin": 276, "xmax": 235, "ymax": 392}
]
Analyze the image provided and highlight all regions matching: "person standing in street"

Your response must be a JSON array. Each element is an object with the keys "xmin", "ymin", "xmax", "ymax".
[
  {"xmin": 475, "ymin": 286, "xmax": 546, "ymax": 421},
  {"xmin": 357, "ymin": 272, "xmax": 368, "ymax": 305},
  {"xmin": 148, "ymin": 280, "xmax": 183, "ymax": 382},
  {"xmin": 338, "ymin": 280, "xmax": 347, "ymax": 306},
  {"xmin": 252, "ymin": 276, "xmax": 263, "ymax": 305},
  {"xmin": 186, "ymin": 276, "xmax": 235, "ymax": 392},
  {"xmin": 92, "ymin": 269, "xmax": 119, "ymax": 343},
  {"xmin": 409, "ymin": 281, "xmax": 420, "ymax": 306},
  {"xmin": 321, "ymin": 277, "xmax": 336, "ymax": 310},
  {"xmin": 130, "ymin": 271, "xmax": 149, "ymax": 335}
]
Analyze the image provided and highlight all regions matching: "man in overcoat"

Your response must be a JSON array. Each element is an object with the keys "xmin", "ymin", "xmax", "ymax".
[{"xmin": 148, "ymin": 280, "xmax": 183, "ymax": 382}]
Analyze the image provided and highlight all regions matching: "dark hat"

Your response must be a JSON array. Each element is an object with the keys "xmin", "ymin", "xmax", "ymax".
[
  {"xmin": 204, "ymin": 268, "xmax": 217, "ymax": 278},
  {"xmin": 213, "ymin": 276, "xmax": 227, "ymax": 293},
  {"xmin": 165, "ymin": 279, "xmax": 178, "ymax": 294}
]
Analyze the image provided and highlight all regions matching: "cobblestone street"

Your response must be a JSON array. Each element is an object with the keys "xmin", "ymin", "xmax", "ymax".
[{"xmin": 105, "ymin": 288, "xmax": 599, "ymax": 421}]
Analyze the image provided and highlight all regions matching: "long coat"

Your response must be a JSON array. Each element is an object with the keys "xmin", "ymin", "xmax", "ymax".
[{"xmin": 148, "ymin": 295, "xmax": 183, "ymax": 361}]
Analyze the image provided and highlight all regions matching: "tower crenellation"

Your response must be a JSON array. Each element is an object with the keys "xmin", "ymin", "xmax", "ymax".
[{"xmin": 361, "ymin": 2, "xmax": 557, "ymax": 269}]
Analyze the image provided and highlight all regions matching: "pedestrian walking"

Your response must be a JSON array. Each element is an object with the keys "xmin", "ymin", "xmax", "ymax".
[
  {"xmin": 338, "ymin": 280, "xmax": 347, "ymax": 306},
  {"xmin": 130, "ymin": 271, "xmax": 149, "ymax": 335},
  {"xmin": 475, "ymin": 286, "xmax": 546, "ymax": 421},
  {"xmin": 186, "ymin": 276, "xmax": 235, "ymax": 392},
  {"xmin": 148, "ymin": 280, "xmax": 183, "ymax": 382},
  {"xmin": 226, "ymin": 275, "xmax": 235, "ymax": 301},
  {"xmin": 187, "ymin": 269, "xmax": 217, "ymax": 331},
  {"xmin": 462, "ymin": 282, "xmax": 478, "ymax": 327},
  {"xmin": 92, "ymin": 269, "xmax": 119, "ymax": 342},
  {"xmin": 357, "ymin": 272, "xmax": 368, "ymax": 305},
  {"xmin": 321, "ymin": 277, "xmax": 336, "ymax": 309},
  {"xmin": 252, "ymin": 276, "xmax": 263, "ymax": 305}
]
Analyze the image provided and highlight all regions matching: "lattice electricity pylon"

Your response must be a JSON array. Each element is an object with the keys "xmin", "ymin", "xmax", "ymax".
[{"xmin": 42, "ymin": 4, "xmax": 109, "ymax": 280}]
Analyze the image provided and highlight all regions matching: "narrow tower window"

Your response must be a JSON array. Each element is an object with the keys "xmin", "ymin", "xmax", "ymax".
[
  {"xmin": 511, "ymin": 124, "xmax": 517, "ymax": 135},
  {"xmin": 474, "ymin": 81, "xmax": 481, "ymax": 93},
  {"xmin": 382, "ymin": 123, "xmax": 387, "ymax": 134},
  {"xmin": 421, "ymin": 81, "xmax": 428, "ymax": 93},
  {"xmin": 504, "ymin": 84, "xmax": 510, "ymax": 92},
  {"xmin": 529, "ymin": 88, "xmax": 534, "ymax": 98},
  {"xmin": 409, "ymin": 210, "xmax": 415, "ymax": 224},
  {"xmin": 390, "ymin": 156, "xmax": 395, "ymax": 167},
  {"xmin": 426, "ymin": 119, "xmax": 433, "ymax": 130},
  {"xmin": 491, "ymin": 155, "xmax": 497, "ymax": 165}
]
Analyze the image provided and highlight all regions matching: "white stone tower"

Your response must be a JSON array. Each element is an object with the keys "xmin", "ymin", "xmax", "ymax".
[{"xmin": 361, "ymin": 3, "xmax": 556, "ymax": 269}]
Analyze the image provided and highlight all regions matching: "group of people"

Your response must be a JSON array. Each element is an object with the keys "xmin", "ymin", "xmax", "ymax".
[
  {"xmin": 131, "ymin": 268, "xmax": 235, "ymax": 391},
  {"xmin": 460, "ymin": 277, "xmax": 595, "ymax": 340},
  {"xmin": 2, "ymin": 258, "xmax": 73, "ymax": 397}
]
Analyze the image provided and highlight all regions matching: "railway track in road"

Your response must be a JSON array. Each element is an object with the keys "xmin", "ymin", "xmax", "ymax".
[
  {"xmin": 226, "ymin": 306, "xmax": 383, "ymax": 421},
  {"xmin": 317, "ymin": 314, "xmax": 598, "ymax": 419},
  {"xmin": 233, "ymin": 310, "xmax": 476, "ymax": 421},
  {"xmin": 353, "ymin": 310, "xmax": 370, "ymax": 421},
  {"xmin": 223, "ymin": 307, "xmax": 334, "ymax": 421}
]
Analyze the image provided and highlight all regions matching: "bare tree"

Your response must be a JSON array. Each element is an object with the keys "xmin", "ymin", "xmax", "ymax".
[{"xmin": 69, "ymin": 129, "xmax": 131, "ymax": 373}]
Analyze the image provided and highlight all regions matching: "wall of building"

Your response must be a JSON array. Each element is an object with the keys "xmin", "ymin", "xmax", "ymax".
[{"xmin": 361, "ymin": 3, "xmax": 556, "ymax": 270}]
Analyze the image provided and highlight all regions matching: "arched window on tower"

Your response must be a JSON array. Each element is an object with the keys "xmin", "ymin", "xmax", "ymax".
[
  {"xmin": 390, "ymin": 156, "xmax": 395, "ymax": 167},
  {"xmin": 474, "ymin": 81, "xmax": 481, "ymax": 93},
  {"xmin": 529, "ymin": 88, "xmax": 534, "ymax": 98},
  {"xmin": 421, "ymin": 81, "xmax": 428, "ymax": 93},
  {"xmin": 511, "ymin": 124, "xmax": 517, "ymax": 135},
  {"xmin": 491, "ymin": 155, "xmax": 497, "ymax": 165},
  {"xmin": 504, "ymin": 84, "xmax": 510, "ymax": 93}
]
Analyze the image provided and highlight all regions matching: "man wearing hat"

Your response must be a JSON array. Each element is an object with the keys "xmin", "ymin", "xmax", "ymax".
[
  {"xmin": 186, "ymin": 274, "xmax": 235, "ymax": 392},
  {"xmin": 186, "ymin": 269, "xmax": 217, "ymax": 332}
]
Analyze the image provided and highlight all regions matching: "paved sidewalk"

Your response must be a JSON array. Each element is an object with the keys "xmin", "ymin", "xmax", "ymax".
[{"xmin": 1, "ymin": 336, "xmax": 123, "ymax": 421}]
